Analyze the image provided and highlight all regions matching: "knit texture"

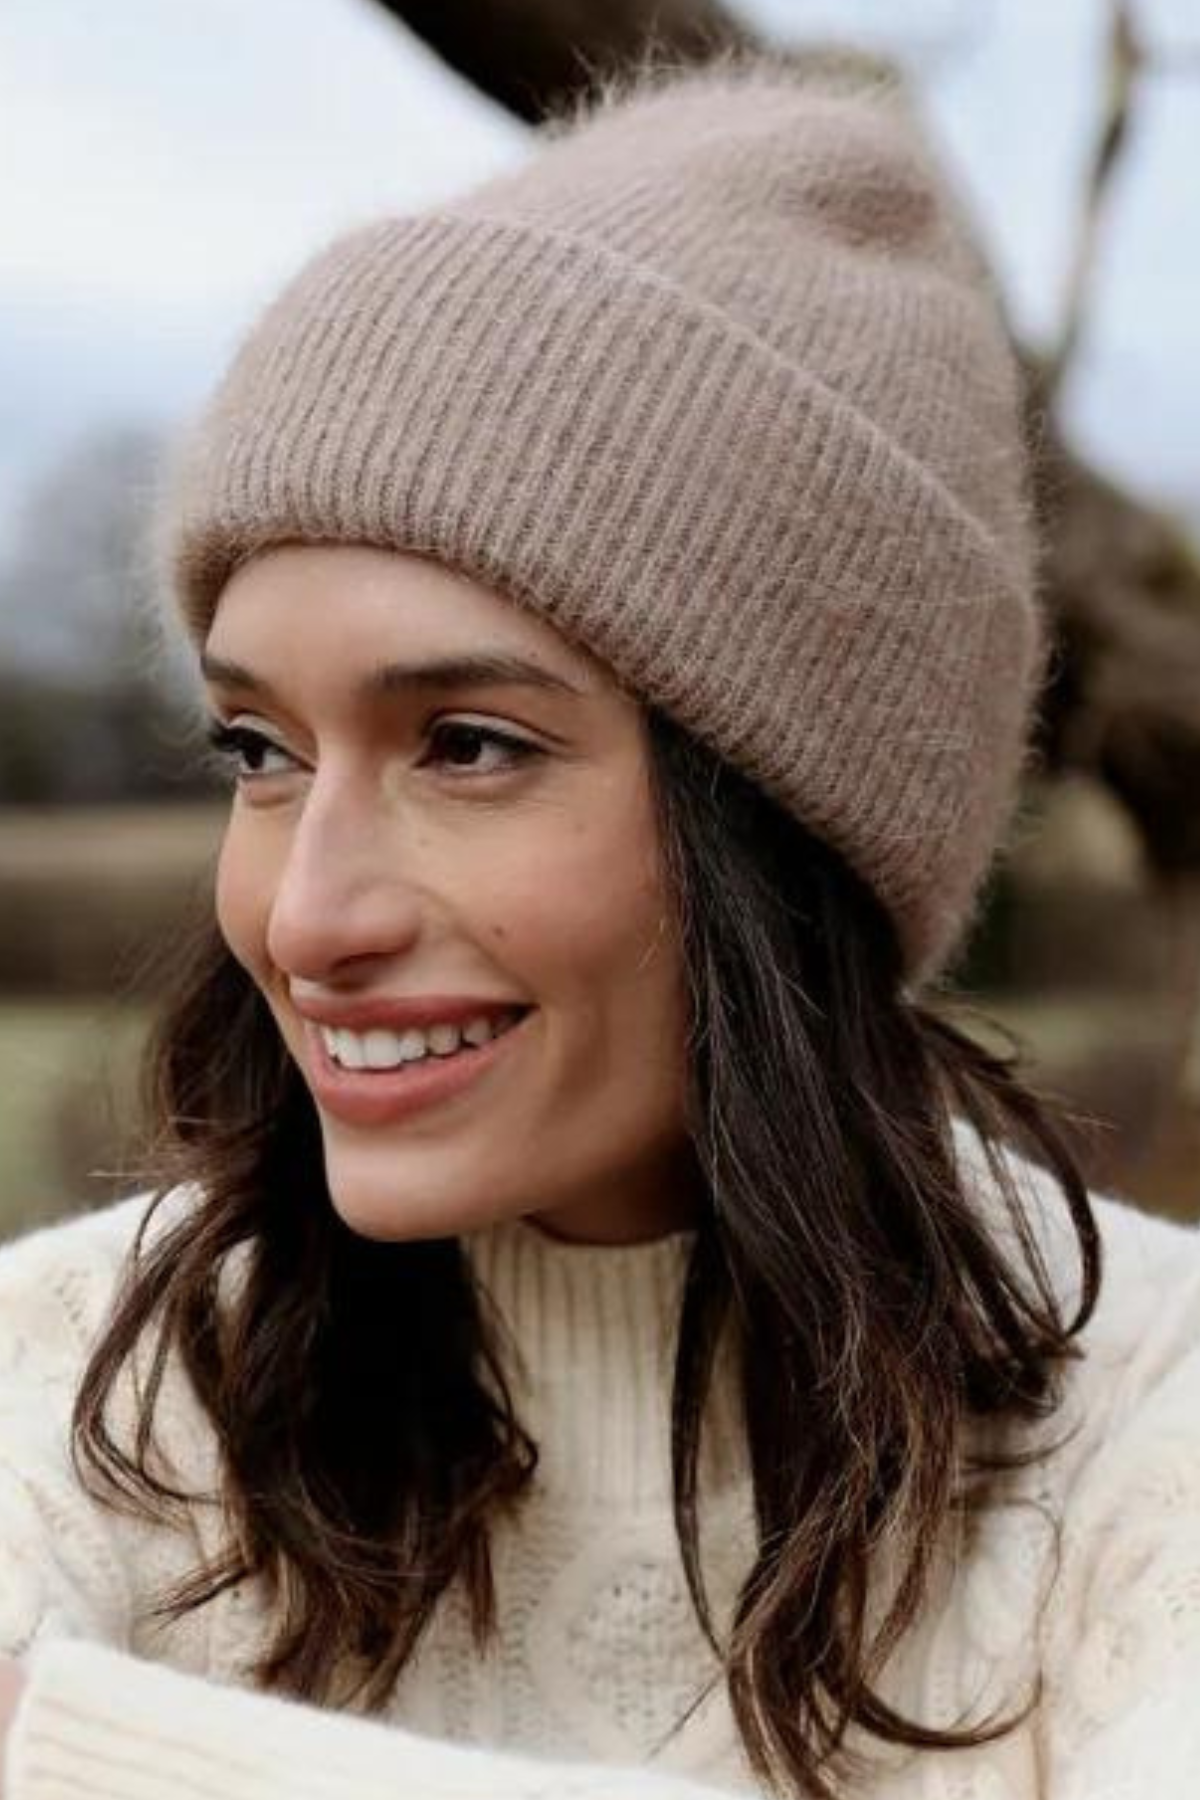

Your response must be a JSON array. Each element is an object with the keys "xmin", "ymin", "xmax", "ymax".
[
  {"xmin": 4, "ymin": 1154, "xmax": 1200, "ymax": 1799},
  {"xmin": 158, "ymin": 56, "xmax": 1040, "ymax": 979}
]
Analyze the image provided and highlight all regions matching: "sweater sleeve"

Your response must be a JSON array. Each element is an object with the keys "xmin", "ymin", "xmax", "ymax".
[
  {"xmin": 6, "ymin": 1638, "xmax": 749, "ymax": 1800},
  {"xmin": 0, "ymin": 1242, "xmax": 133, "ymax": 1662},
  {"xmin": 0, "ymin": 1201, "xmax": 754, "ymax": 1800},
  {"xmin": 1038, "ymin": 1249, "xmax": 1200, "ymax": 1800}
]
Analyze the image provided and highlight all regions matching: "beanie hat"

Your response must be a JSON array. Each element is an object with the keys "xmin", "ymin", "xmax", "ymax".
[{"xmin": 160, "ymin": 53, "xmax": 1041, "ymax": 981}]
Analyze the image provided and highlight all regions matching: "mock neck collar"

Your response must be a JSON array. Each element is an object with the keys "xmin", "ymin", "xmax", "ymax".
[{"xmin": 461, "ymin": 1214, "xmax": 744, "ymax": 1509}]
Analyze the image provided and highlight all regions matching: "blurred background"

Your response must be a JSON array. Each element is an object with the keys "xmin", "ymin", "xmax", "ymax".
[{"xmin": 2, "ymin": 0, "xmax": 1198, "ymax": 1242}]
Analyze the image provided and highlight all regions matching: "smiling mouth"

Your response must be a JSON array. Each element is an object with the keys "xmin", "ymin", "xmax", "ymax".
[
  {"xmin": 307, "ymin": 1006, "xmax": 532, "ymax": 1128},
  {"xmin": 317, "ymin": 1007, "xmax": 529, "ymax": 1073}
]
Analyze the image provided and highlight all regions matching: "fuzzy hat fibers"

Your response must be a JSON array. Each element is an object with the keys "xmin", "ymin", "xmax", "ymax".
[{"xmin": 160, "ymin": 54, "xmax": 1040, "ymax": 980}]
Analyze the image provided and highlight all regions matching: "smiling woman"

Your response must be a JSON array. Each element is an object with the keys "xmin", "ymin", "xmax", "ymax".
[
  {"xmin": 2, "ymin": 47, "xmax": 1200, "ymax": 1800},
  {"xmin": 199, "ymin": 543, "xmax": 695, "ymax": 1246}
]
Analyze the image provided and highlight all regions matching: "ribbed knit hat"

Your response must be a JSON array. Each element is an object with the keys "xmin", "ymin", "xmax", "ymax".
[{"xmin": 160, "ymin": 53, "xmax": 1041, "ymax": 981}]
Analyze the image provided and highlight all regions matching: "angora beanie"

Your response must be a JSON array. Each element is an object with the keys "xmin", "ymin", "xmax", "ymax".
[{"xmin": 160, "ymin": 53, "xmax": 1041, "ymax": 982}]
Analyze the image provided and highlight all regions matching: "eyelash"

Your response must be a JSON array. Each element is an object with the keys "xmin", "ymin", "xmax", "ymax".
[{"xmin": 202, "ymin": 718, "xmax": 542, "ymax": 784}]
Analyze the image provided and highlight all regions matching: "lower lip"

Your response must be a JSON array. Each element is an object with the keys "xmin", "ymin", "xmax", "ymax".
[{"xmin": 305, "ymin": 1015, "xmax": 529, "ymax": 1127}]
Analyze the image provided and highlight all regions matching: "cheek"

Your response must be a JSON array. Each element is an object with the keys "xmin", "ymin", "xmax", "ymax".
[{"xmin": 481, "ymin": 803, "xmax": 683, "ymax": 1038}]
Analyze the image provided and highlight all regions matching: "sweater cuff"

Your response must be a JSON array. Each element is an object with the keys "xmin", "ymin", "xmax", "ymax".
[
  {"xmin": 8, "ymin": 1639, "xmax": 348, "ymax": 1800},
  {"xmin": 7, "ymin": 1638, "xmax": 731, "ymax": 1800}
]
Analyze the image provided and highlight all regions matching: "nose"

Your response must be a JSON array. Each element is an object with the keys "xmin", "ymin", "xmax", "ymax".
[{"xmin": 263, "ymin": 778, "xmax": 424, "ymax": 983}]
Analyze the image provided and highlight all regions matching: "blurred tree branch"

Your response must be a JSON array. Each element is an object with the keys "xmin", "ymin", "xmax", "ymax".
[
  {"xmin": 1044, "ymin": 1, "xmax": 1143, "ymax": 405},
  {"xmin": 370, "ymin": 0, "xmax": 751, "ymax": 121},
  {"xmin": 1031, "ymin": 381, "xmax": 1200, "ymax": 875},
  {"xmin": 1026, "ymin": 0, "xmax": 1200, "ymax": 877}
]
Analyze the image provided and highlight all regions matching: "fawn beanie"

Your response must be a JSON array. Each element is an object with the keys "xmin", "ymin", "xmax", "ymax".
[{"xmin": 161, "ymin": 54, "xmax": 1041, "ymax": 981}]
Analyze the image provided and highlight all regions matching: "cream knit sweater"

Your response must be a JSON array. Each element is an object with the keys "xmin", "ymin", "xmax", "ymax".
[{"xmin": 2, "ymin": 1150, "xmax": 1200, "ymax": 1799}]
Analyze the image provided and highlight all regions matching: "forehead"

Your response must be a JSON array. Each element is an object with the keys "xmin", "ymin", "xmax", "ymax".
[{"xmin": 206, "ymin": 542, "xmax": 604, "ymax": 690}]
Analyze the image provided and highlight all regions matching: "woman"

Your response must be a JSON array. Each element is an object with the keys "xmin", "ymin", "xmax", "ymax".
[{"xmin": 1, "ymin": 51, "xmax": 1198, "ymax": 1800}]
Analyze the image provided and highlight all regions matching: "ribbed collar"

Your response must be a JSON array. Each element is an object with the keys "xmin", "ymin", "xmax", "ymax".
[{"xmin": 462, "ymin": 1216, "xmax": 745, "ymax": 1510}]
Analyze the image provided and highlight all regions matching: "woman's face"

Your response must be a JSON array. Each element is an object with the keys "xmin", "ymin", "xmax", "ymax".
[{"xmin": 204, "ymin": 543, "xmax": 698, "ymax": 1244}]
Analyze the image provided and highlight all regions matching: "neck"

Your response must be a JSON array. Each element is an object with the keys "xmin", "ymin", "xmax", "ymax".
[
  {"xmin": 524, "ymin": 1144, "xmax": 707, "ymax": 1245},
  {"xmin": 461, "ymin": 1213, "xmax": 745, "ymax": 1509}
]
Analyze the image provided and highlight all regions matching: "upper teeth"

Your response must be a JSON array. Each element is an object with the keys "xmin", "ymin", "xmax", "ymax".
[{"xmin": 321, "ymin": 1016, "xmax": 508, "ymax": 1070}]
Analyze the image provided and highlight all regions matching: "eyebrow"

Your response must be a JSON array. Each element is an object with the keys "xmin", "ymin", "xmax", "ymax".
[{"xmin": 198, "ymin": 649, "xmax": 586, "ymax": 703}]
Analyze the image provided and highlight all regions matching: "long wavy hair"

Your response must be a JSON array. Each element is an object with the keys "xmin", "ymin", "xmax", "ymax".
[{"xmin": 72, "ymin": 707, "xmax": 1099, "ymax": 1798}]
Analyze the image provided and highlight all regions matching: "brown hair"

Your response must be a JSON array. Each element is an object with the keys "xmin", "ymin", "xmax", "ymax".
[{"xmin": 72, "ymin": 709, "xmax": 1099, "ymax": 1798}]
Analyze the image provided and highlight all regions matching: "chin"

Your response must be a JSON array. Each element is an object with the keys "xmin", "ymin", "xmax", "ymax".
[
  {"xmin": 321, "ymin": 1143, "xmax": 520, "ymax": 1245},
  {"xmin": 328, "ymin": 1188, "xmax": 471, "ymax": 1244}
]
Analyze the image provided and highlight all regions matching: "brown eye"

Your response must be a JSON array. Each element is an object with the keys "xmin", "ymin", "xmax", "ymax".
[
  {"xmin": 423, "ymin": 721, "xmax": 540, "ymax": 774},
  {"xmin": 205, "ymin": 721, "xmax": 297, "ymax": 780}
]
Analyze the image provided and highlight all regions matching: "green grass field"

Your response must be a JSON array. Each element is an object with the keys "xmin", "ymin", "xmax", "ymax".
[
  {"xmin": 0, "ymin": 997, "xmax": 150, "ymax": 1241},
  {"xmin": 0, "ymin": 803, "xmax": 219, "ymax": 1239}
]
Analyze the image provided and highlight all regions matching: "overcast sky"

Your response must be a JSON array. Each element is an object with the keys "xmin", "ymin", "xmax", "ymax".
[{"xmin": 0, "ymin": 0, "xmax": 1196, "ymax": 568}]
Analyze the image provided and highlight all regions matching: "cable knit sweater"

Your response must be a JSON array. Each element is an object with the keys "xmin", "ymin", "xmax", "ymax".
[{"xmin": 2, "ymin": 1149, "xmax": 1200, "ymax": 1800}]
